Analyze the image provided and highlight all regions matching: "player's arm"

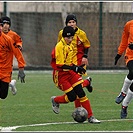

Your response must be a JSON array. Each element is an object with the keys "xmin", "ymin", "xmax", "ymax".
[
  {"xmin": 114, "ymin": 22, "xmax": 129, "ymax": 65},
  {"xmin": 81, "ymin": 32, "xmax": 90, "ymax": 66},
  {"xmin": 15, "ymin": 33, "xmax": 23, "ymax": 51},
  {"xmin": 9, "ymin": 37, "xmax": 26, "ymax": 82},
  {"xmin": 117, "ymin": 22, "xmax": 129, "ymax": 55},
  {"xmin": 57, "ymin": 64, "xmax": 86, "ymax": 74}
]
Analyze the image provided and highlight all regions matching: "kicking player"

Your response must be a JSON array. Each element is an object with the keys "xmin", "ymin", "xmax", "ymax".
[
  {"xmin": 57, "ymin": 14, "xmax": 93, "ymax": 108},
  {"xmin": 51, "ymin": 26, "xmax": 100, "ymax": 123}
]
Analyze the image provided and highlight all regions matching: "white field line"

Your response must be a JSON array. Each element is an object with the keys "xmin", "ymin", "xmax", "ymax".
[{"xmin": 1, "ymin": 119, "xmax": 133, "ymax": 132}]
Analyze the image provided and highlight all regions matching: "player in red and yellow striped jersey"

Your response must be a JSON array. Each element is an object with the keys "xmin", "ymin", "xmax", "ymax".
[
  {"xmin": 57, "ymin": 14, "xmax": 93, "ymax": 108},
  {"xmin": 1, "ymin": 16, "xmax": 24, "ymax": 95},
  {"xmin": 51, "ymin": 26, "xmax": 100, "ymax": 123}
]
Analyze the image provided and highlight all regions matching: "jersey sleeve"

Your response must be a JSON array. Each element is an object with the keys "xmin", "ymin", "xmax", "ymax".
[
  {"xmin": 55, "ymin": 43, "xmax": 65, "ymax": 66},
  {"xmin": 8, "ymin": 36, "xmax": 26, "ymax": 68},
  {"xmin": 82, "ymin": 32, "xmax": 91, "ymax": 48},
  {"xmin": 118, "ymin": 22, "xmax": 129, "ymax": 55}
]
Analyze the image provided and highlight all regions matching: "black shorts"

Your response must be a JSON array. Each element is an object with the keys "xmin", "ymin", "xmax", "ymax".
[
  {"xmin": 127, "ymin": 60, "xmax": 133, "ymax": 71},
  {"xmin": 0, "ymin": 80, "xmax": 9, "ymax": 99}
]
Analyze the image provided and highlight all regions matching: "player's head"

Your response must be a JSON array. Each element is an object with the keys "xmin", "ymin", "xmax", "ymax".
[
  {"xmin": 62, "ymin": 26, "xmax": 75, "ymax": 37},
  {"xmin": 62, "ymin": 26, "xmax": 75, "ymax": 44},
  {"xmin": 1, "ymin": 16, "xmax": 11, "ymax": 26},
  {"xmin": 65, "ymin": 14, "xmax": 77, "ymax": 29},
  {"xmin": 1, "ymin": 16, "xmax": 11, "ymax": 33}
]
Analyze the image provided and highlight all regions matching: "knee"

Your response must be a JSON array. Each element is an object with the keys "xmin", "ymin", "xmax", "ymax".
[
  {"xmin": 66, "ymin": 91, "xmax": 77, "ymax": 102},
  {"xmin": 127, "ymin": 70, "xmax": 133, "ymax": 80},
  {"xmin": 73, "ymin": 84, "xmax": 86, "ymax": 98},
  {"xmin": 130, "ymin": 83, "xmax": 133, "ymax": 92}
]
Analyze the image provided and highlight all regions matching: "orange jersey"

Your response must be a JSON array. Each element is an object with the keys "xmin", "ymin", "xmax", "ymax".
[
  {"xmin": 5, "ymin": 29, "xmax": 22, "ymax": 48},
  {"xmin": 118, "ymin": 20, "xmax": 133, "ymax": 64},
  {"xmin": 0, "ymin": 32, "xmax": 26, "ymax": 82},
  {"xmin": 57, "ymin": 27, "xmax": 90, "ymax": 65}
]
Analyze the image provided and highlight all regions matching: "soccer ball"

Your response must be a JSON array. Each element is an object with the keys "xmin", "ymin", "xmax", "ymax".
[{"xmin": 72, "ymin": 107, "xmax": 88, "ymax": 123}]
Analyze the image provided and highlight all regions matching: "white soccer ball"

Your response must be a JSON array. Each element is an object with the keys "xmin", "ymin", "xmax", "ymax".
[{"xmin": 72, "ymin": 107, "xmax": 88, "ymax": 123}]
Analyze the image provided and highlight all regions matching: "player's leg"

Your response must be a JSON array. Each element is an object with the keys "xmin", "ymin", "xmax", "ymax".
[
  {"xmin": 0, "ymin": 80, "xmax": 9, "ymax": 99},
  {"xmin": 73, "ymin": 84, "xmax": 100, "ymax": 123},
  {"xmin": 115, "ymin": 60, "xmax": 133, "ymax": 104},
  {"xmin": 51, "ymin": 70, "xmax": 77, "ymax": 114},
  {"xmin": 74, "ymin": 98, "xmax": 81, "ymax": 108},
  {"xmin": 82, "ymin": 76, "xmax": 93, "ymax": 92},
  {"xmin": 51, "ymin": 95, "xmax": 66, "ymax": 114},
  {"xmin": 115, "ymin": 76, "xmax": 132, "ymax": 104},
  {"xmin": 121, "ymin": 84, "xmax": 133, "ymax": 119},
  {"xmin": 9, "ymin": 79, "xmax": 17, "ymax": 95},
  {"xmin": 51, "ymin": 90, "xmax": 77, "ymax": 114},
  {"xmin": 74, "ymin": 76, "xmax": 93, "ymax": 108}
]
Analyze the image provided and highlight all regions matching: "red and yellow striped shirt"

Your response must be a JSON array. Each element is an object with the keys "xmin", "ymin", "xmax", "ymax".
[
  {"xmin": 57, "ymin": 27, "xmax": 90, "ymax": 66},
  {"xmin": 51, "ymin": 37, "xmax": 73, "ymax": 71}
]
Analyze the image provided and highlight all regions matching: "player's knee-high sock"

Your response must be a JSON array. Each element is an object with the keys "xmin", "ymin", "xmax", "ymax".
[
  {"xmin": 54, "ymin": 94, "xmax": 69, "ymax": 103},
  {"xmin": 121, "ymin": 76, "xmax": 132, "ymax": 94},
  {"xmin": 82, "ymin": 79, "xmax": 89, "ymax": 88},
  {"xmin": 122, "ymin": 89, "xmax": 133, "ymax": 107},
  {"xmin": 74, "ymin": 98, "xmax": 81, "ymax": 108},
  {"xmin": 79, "ymin": 97, "xmax": 93, "ymax": 118}
]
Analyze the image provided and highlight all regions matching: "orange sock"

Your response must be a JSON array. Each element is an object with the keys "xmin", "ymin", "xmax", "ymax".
[
  {"xmin": 80, "ymin": 99, "xmax": 93, "ymax": 118},
  {"xmin": 54, "ymin": 94, "xmax": 69, "ymax": 103},
  {"xmin": 82, "ymin": 79, "xmax": 89, "ymax": 88}
]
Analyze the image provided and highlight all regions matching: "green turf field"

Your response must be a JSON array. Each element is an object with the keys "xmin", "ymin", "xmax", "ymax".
[{"xmin": 0, "ymin": 70, "xmax": 133, "ymax": 131}]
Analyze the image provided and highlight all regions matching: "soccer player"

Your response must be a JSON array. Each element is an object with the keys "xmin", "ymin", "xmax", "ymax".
[
  {"xmin": 1, "ymin": 16, "xmax": 23, "ymax": 95},
  {"xmin": 0, "ymin": 18, "xmax": 26, "ymax": 99},
  {"xmin": 57, "ymin": 14, "xmax": 93, "ymax": 108},
  {"xmin": 51, "ymin": 26, "xmax": 100, "ymax": 123},
  {"xmin": 114, "ymin": 20, "xmax": 133, "ymax": 118}
]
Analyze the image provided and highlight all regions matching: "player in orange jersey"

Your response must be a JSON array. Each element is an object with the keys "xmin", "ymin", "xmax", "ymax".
[
  {"xmin": 51, "ymin": 26, "xmax": 100, "ymax": 124},
  {"xmin": 1, "ymin": 16, "xmax": 23, "ymax": 95},
  {"xmin": 0, "ymin": 18, "xmax": 26, "ymax": 99},
  {"xmin": 57, "ymin": 14, "xmax": 93, "ymax": 108},
  {"xmin": 114, "ymin": 20, "xmax": 133, "ymax": 118}
]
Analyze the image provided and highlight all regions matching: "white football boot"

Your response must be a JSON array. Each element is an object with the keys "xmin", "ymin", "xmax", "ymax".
[
  {"xmin": 88, "ymin": 116, "xmax": 101, "ymax": 124},
  {"xmin": 51, "ymin": 96, "xmax": 60, "ymax": 114},
  {"xmin": 9, "ymin": 79, "xmax": 17, "ymax": 95}
]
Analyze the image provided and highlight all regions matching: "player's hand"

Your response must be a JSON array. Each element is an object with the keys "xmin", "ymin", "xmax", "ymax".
[
  {"xmin": 71, "ymin": 64, "xmax": 86, "ymax": 74},
  {"xmin": 114, "ymin": 54, "xmax": 121, "ymax": 65},
  {"xmin": 18, "ymin": 68, "xmax": 25, "ymax": 83}
]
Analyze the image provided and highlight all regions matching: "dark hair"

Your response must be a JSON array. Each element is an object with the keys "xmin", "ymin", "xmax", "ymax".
[
  {"xmin": 65, "ymin": 14, "xmax": 77, "ymax": 25},
  {"xmin": 1, "ymin": 16, "xmax": 11, "ymax": 26},
  {"xmin": 62, "ymin": 26, "xmax": 75, "ymax": 37}
]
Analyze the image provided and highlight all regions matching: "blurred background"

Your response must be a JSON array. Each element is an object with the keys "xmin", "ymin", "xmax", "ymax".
[{"xmin": 0, "ymin": 1, "xmax": 133, "ymax": 70}]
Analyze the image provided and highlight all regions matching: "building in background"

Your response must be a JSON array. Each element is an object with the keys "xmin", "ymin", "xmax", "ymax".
[{"xmin": 0, "ymin": 1, "xmax": 133, "ymax": 70}]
